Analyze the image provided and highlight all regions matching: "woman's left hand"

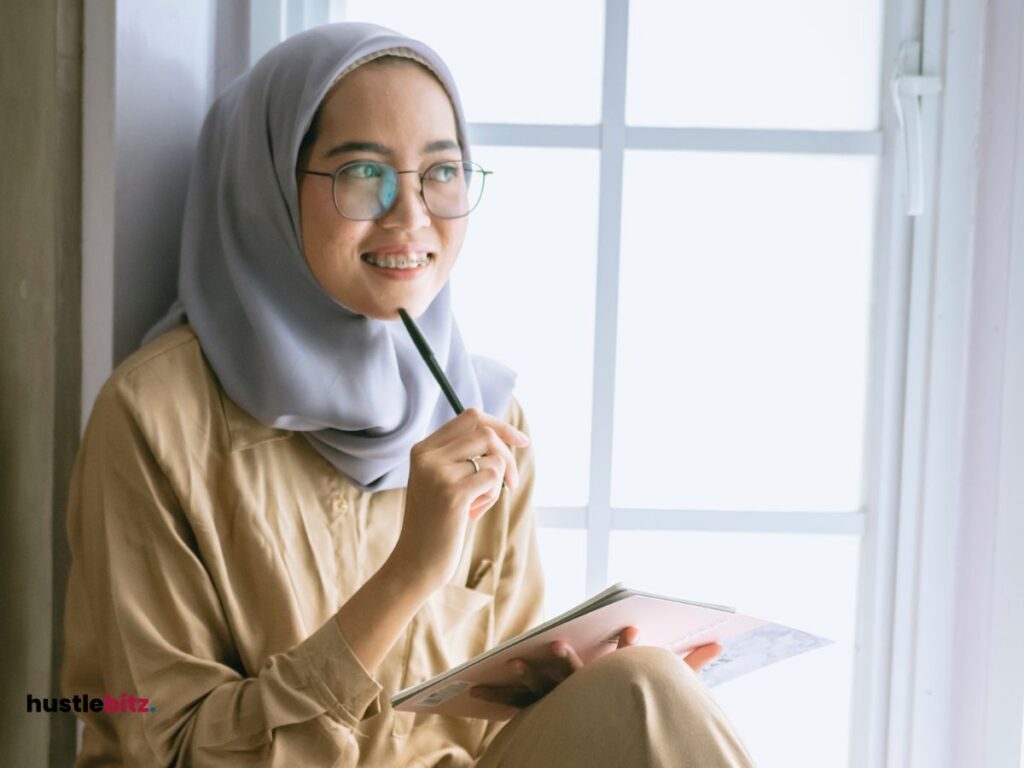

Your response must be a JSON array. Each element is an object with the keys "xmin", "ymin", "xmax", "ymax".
[{"xmin": 468, "ymin": 626, "xmax": 722, "ymax": 709}]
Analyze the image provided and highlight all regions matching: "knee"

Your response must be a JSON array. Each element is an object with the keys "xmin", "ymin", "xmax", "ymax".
[{"xmin": 585, "ymin": 645, "xmax": 702, "ymax": 702}]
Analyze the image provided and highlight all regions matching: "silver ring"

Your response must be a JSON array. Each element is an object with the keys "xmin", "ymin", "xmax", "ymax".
[{"xmin": 465, "ymin": 456, "xmax": 480, "ymax": 473}]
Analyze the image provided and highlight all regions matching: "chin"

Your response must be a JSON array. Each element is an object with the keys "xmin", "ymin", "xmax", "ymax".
[{"xmin": 362, "ymin": 292, "xmax": 438, "ymax": 322}]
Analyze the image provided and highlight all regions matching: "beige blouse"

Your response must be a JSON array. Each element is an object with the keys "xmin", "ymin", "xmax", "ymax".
[{"xmin": 61, "ymin": 325, "xmax": 544, "ymax": 767}]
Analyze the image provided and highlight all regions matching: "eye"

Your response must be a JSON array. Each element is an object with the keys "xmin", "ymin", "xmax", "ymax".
[
  {"xmin": 426, "ymin": 162, "xmax": 462, "ymax": 183},
  {"xmin": 341, "ymin": 162, "xmax": 385, "ymax": 180}
]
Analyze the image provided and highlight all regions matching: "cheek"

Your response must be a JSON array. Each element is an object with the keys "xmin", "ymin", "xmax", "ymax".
[
  {"xmin": 439, "ymin": 220, "xmax": 468, "ymax": 264},
  {"xmin": 299, "ymin": 185, "xmax": 364, "ymax": 269},
  {"xmin": 300, "ymin": 183, "xmax": 340, "ymax": 250}
]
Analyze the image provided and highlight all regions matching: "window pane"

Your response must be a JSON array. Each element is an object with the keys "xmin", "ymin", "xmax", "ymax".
[
  {"xmin": 609, "ymin": 530, "xmax": 859, "ymax": 768},
  {"xmin": 612, "ymin": 151, "xmax": 876, "ymax": 511},
  {"xmin": 338, "ymin": 1, "xmax": 604, "ymax": 124},
  {"xmin": 451, "ymin": 146, "xmax": 600, "ymax": 507},
  {"xmin": 536, "ymin": 528, "xmax": 587, "ymax": 620},
  {"xmin": 627, "ymin": 0, "xmax": 883, "ymax": 130}
]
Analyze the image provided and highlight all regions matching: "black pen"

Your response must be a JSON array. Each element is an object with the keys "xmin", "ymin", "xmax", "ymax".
[
  {"xmin": 397, "ymin": 308, "xmax": 505, "ymax": 491},
  {"xmin": 398, "ymin": 308, "xmax": 465, "ymax": 414}
]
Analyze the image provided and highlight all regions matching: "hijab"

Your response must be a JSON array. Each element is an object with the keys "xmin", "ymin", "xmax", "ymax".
[{"xmin": 142, "ymin": 22, "xmax": 516, "ymax": 492}]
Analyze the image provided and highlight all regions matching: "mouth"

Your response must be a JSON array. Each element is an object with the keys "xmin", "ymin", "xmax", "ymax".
[{"xmin": 361, "ymin": 251, "xmax": 434, "ymax": 280}]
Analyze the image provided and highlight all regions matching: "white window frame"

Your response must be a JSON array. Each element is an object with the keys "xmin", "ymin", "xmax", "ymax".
[
  {"xmin": 299, "ymin": 4, "xmax": 900, "ymax": 766},
  {"xmin": 248, "ymin": 1, "xmax": 969, "ymax": 766},
  {"xmin": 889, "ymin": 0, "xmax": 1024, "ymax": 765}
]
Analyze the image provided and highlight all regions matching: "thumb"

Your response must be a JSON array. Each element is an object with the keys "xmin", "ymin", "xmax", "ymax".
[
  {"xmin": 616, "ymin": 626, "xmax": 639, "ymax": 649},
  {"xmin": 682, "ymin": 642, "xmax": 722, "ymax": 671}
]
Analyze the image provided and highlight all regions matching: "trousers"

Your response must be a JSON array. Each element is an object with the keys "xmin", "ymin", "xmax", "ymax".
[{"xmin": 473, "ymin": 645, "xmax": 756, "ymax": 767}]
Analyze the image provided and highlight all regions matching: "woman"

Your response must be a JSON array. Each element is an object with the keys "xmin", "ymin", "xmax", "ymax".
[{"xmin": 61, "ymin": 22, "xmax": 755, "ymax": 767}]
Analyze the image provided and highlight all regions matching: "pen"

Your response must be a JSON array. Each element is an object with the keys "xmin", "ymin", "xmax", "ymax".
[
  {"xmin": 397, "ymin": 308, "xmax": 506, "ymax": 493},
  {"xmin": 398, "ymin": 307, "xmax": 465, "ymax": 414}
]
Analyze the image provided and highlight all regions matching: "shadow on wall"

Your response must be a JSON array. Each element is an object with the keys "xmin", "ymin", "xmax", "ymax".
[{"xmin": 109, "ymin": 0, "xmax": 250, "ymax": 364}]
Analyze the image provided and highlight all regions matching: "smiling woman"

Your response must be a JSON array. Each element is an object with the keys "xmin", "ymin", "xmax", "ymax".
[
  {"xmin": 60, "ymin": 21, "xmax": 751, "ymax": 768},
  {"xmin": 296, "ymin": 55, "xmax": 468, "ymax": 320}
]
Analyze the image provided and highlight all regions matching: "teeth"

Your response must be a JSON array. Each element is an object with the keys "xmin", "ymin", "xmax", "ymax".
[{"xmin": 365, "ymin": 253, "xmax": 431, "ymax": 269}]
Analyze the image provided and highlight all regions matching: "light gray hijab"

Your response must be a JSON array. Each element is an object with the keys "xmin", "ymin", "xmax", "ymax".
[{"xmin": 142, "ymin": 22, "xmax": 516, "ymax": 492}]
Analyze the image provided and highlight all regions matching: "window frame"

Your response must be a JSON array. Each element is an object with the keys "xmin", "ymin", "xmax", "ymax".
[{"xmin": 297, "ymin": 1, "xmax": 906, "ymax": 765}]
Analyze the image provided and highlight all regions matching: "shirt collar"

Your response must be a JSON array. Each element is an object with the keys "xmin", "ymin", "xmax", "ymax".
[{"xmin": 219, "ymin": 388, "xmax": 291, "ymax": 451}]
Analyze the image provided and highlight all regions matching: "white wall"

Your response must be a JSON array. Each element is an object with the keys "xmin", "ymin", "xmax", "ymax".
[
  {"xmin": 82, "ymin": 0, "xmax": 249, "ymax": 425},
  {"xmin": 948, "ymin": 0, "xmax": 1024, "ymax": 763},
  {"xmin": 895, "ymin": 0, "xmax": 1024, "ymax": 764}
]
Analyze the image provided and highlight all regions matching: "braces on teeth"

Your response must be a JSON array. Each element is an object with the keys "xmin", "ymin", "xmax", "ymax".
[{"xmin": 365, "ymin": 254, "xmax": 431, "ymax": 269}]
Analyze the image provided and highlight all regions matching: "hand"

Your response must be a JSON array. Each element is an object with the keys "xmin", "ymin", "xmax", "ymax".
[
  {"xmin": 468, "ymin": 626, "xmax": 723, "ymax": 709},
  {"xmin": 389, "ymin": 407, "xmax": 529, "ymax": 591}
]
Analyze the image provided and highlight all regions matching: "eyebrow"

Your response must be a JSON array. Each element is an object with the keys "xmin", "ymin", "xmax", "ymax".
[{"xmin": 323, "ymin": 139, "xmax": 460, "ymax": 158}]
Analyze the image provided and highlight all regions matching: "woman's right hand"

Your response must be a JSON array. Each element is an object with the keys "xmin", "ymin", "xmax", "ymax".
[{"xmin": 390, "ymin": 407, "xmax": 530, "ymax": 591}]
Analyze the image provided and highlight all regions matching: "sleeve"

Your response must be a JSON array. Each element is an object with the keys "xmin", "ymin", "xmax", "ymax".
[
  {"xmin": 64, "ymin": 380, "xmax": 382, "ymax": 767},
  {"xmin": 476, "ymin": 398, "xmax": 546, "ymax": 752}
]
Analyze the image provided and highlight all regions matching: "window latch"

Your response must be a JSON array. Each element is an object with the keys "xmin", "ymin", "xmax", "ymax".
[{"xmin": 891, "ymin": 41, "xmax": 943, "ymax": 217}]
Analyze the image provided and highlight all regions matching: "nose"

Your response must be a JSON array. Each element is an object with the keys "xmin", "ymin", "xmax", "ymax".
[{"xmin": 377, "ymin": 171, "xmax": 432, "ymax": 231}]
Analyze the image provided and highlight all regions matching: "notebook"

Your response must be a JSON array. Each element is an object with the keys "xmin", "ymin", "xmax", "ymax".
[{"xmin": 392, "ymin": 582, "xmax": 832, "ymax": 720}]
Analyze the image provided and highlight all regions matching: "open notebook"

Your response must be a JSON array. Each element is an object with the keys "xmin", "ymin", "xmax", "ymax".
[{"xmin": 393, "ymin": 583, "xmax": 832, "ymax": 720}]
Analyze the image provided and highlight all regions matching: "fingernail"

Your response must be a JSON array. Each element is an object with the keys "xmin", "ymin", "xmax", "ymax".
[{"xmin": 515, "ymin": 429, "xmax": 530, "ymax": 445}]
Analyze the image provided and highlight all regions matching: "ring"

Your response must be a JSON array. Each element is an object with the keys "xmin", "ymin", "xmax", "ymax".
[{"xmin": 465, "ymin": 456, "xmax": 480, "ymax": 473}]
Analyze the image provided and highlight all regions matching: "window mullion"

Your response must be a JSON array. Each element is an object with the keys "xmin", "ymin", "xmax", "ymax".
[
  {"xmin": 586, "ymin": 0, "xmax": 630, "ymax": 595},
  {"xmin": 612, "ymin": 509, "xmax": 865, "ymax": 535},
  {"xmin": 538, "ymin": 508, "xmax": 865, "ymax": 535},
  {"xmin": 627, "ymin": 126, "xmax": 883, "ymax": 154},
  {"xmin": 468, "ymin": 123, "xmax": 600, "ymax": 148},
  {"xmin": 847, "ymin": 0, "xmax": 925, "ymax": 762}
]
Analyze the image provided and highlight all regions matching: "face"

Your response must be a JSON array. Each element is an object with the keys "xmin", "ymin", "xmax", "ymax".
[{"xmin": 297, "ymin": 61, "xmax": 467, "ymax": 320}]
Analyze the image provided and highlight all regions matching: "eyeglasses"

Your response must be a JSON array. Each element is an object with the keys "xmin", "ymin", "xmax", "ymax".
[{"xmin": 299, "ymin": 159, "xmax": 492, "ymax": 221}]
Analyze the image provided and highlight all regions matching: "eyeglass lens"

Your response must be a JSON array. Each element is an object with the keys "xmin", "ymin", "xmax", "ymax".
[{"xmin": 332, "ymin": 161, "xmax": 485, "ymax": 220}]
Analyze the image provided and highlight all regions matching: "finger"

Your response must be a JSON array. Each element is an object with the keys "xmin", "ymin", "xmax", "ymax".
[
  {"xmin": 469, "ymin": 685, "xmax": 536, "ymax": 709},
  {"xmin": 463, "ymin": 453, "xmax": 505, "ymax": 484},
  {"xmin": 469, "ymin": 491, "xmax": 502, "ymax": 520},
  {"xmin": 431, "ymin": 429, "xmax": 511, "ymax": 490},
  {"xmin": 468, "ymin": 464, "xmax": 504, "ymax": 519},
  {"xmin": 461, "ymin": 455, "xmax": 506, "ymax": 518},
  {"xmin": 550, "ymin": 641, "xmax": 585, "ymax": 675},
  {"xmin": 464, "ymin": 454, "xmax": 512, "ymax": 495},
  {"xmin": 453, "ymin": 454, "xmax": 505, "ymax": 511},
  {"xmin": 469, "ymin": 492, "xmax": 498, "ymax": 519},
  {"xmin": 508, "ymin": 658, "xmax": 555, "ymax": 698},
  {"xmin": 617, "ymin": 626, "xmax": 639, "ymax": 649},
  {"xmin": 682, "ymin": 642, "xmax": 722, "ymax": 672},
  {"xmin": 440, "ymin": 427, "xmax": 518, "ymax": 491},
  {"xmin": 415, "ymin": 407, "xmax": 530, "ymax": 454},
  {"xmin": 472, "ymin": 409, "xmax": 530, "ymax": 448}
]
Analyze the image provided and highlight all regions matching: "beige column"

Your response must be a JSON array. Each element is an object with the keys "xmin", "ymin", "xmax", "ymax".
[{"xmin": 0, "ymin": 1, "xmax": 82, "ymax": 766}]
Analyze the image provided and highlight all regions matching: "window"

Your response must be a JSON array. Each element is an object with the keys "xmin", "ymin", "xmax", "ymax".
[{"xmin": 257, "ymin": 2, "xmax": 901, "ymax": 765}]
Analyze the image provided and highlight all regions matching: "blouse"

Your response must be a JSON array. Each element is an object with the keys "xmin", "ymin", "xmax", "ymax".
[{"xmin": 61, "ymin": 324, "xmax": 545, "ymax": 767}]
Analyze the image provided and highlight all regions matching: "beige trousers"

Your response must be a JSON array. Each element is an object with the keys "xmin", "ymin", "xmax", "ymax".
[{"xmin": 475, "ymin": 646, "xmax": 756, "ymax": 768}]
